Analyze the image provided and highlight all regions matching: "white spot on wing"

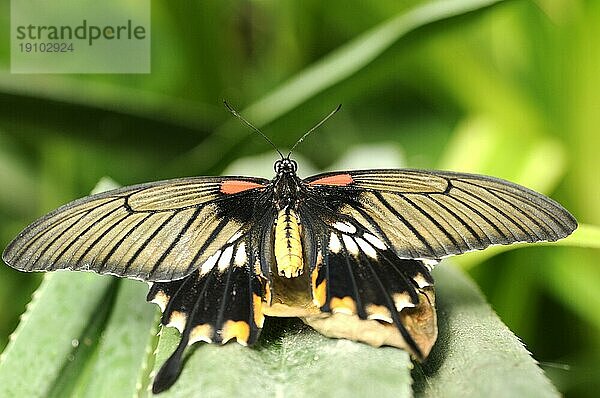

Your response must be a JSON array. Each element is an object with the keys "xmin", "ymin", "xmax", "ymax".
[
  {"xmin": 342, "ymin": 235, "xmax": 359, "ymax": 256},
  {"xmin": 218, "ymin": 245, "xmax": 234, "ymax": 272},
  {"xmin": 167, "ymin": 311, "xmax": 187, "ymax": 333},
  {"xmin": 355, "ymin": 237, "xmax": 377, "ymax": 259},
  {"xmin": 329, "ymin": 233, "xmax": 341, "ymax": 254},
  {"xmin": 234, "ymin": 242, "xmax": 247, "ymax": 267},
  {"xmin": 393, "ymin": 292, "xmax": 415, "ymax": 312},
  {"xmin": 413, "ymin": 272, "xmax": 431, "ymax": 288},
  {"xmin": 332, "ymin": 307, "xmax": 353, "ymax": 315},
  {"xmin": 363, "ymin": 233, "xmax": 386, "ymax": 250},
  {"xmin": 332, "ymin": 221, "xmax": 356, "ymax": 234},
  {"xmin": 150, "ymin": 290, "xmax": 169, "ymax": 312},
  {"xmin": 368, "ymin": 313, "xmax": 393, "ymax": 323},
  {"xmin": 422, "ymin": 259, "xmax": 439, "ymax": 271},
  {"xmin": 227, "ymin": 231, "xmax": 243, "ymax": 243},
  {"xmin": 200, "ymin": 250, "xmax": 220, "ymax": 275}
]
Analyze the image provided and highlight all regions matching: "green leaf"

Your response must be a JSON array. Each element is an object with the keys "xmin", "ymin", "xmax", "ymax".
[
  {"xmin": 0, "ymin": 180, "xmax": 158, "ymax": 398},
  {"xmin": 413, "ymin": 264, "xmax": 560, "ymax": 397},
  {"xmin": 151, "ymin": 320, "xmax": 412, "ymax": 398},
  {"xmin": 0, "ymin": 272, "xmax": 113, "ymax": 398},
  {"xmin": 74, "ymin": 280, "xmax": 158, "ymax": 398}
]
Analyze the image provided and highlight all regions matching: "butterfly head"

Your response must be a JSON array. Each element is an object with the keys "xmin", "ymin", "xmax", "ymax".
[{"xmin": 274, "ymin": 158, "xmax": 298, "ymax": 175}]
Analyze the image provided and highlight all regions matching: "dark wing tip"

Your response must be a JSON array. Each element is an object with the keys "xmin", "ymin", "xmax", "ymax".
[
  {"xmin": 539, "ymin": 195, "xmax": 578, "ymax": 241},
  {"xmin": 558, "ymin": 209, "xmax": 578, "ymax": 238},
  {"xmin": 2, "ymin": 237, "xmax": 23, "ymax": 270},
  {"xmin": 1, "ymin": 245, "xmax": 10, "ymax": 266}
]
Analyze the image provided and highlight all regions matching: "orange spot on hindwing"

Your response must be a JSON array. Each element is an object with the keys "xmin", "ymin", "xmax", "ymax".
[
  {"xmin": 220, "ymin": 180, "xmax": 265, "ymax": 194},
  {"xmin": 253, "ymin": 294, "xmax": 265, "ymax": 328},
  {"xmin": 221, "ymin": 320, "xmax": 251, "ymax": 345},
  {"xmin": 308, "ymin": 174, "xmax": 353, "ymax": 187},
  {"xmin": 311, "ymin": 266, "xmax": 327, "ymax": 308},
  {"xmin": 330, "ymin": 296, "xmax": 357, "ymax": 314}
]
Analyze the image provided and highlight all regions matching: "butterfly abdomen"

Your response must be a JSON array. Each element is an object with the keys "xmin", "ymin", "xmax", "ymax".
[{"xmin": 274, "ymin": 208, "xmax": 303, "ymax": 278}]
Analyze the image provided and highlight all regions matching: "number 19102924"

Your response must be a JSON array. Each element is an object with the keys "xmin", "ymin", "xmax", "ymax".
[{"xmin": 19, "ymin": 42, "xmax": 74, "ymax": 52}]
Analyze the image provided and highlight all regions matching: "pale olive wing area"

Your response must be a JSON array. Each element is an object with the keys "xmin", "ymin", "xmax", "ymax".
[
  {"xmin": 2, "ymin": 176, "xmax": 270, "ymax": 282},
  {"xmin": 305, "ymin": 169, "xmax": 577, "ymax": 261}
]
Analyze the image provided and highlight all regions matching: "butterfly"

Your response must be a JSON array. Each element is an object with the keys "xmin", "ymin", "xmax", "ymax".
[{"xmin": 1, "ymin": 104, "xmax": 577, "ymax": 393}]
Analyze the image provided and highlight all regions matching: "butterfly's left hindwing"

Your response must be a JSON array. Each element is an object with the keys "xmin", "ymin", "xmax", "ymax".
[{"xmin": 147, "ymin": 216, "xmax": 274, "ymax": 393}]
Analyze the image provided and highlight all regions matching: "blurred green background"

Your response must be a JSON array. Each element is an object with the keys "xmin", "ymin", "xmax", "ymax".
[{"xmin": 0, "ymin": 0, "xmax": 599, "ymax": 396}]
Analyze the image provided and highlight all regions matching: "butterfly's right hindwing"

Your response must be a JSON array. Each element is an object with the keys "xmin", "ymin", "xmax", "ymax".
[{"xmin": 300, "ymin": 200, "xmax": 437, "ymax": 359}]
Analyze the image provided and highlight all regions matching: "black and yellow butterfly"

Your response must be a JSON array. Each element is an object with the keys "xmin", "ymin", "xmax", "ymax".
[{"xmin": 1, "ymin": 105, "xmax": 577, "ymax": 393}]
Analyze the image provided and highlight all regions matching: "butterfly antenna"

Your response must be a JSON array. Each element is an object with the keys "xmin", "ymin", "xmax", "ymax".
[
  {"xmin": 223, "ymin": 100, "xmax": 284, "ymax": 159},
  {"xmin": 288, "ymin": 104, "xmax": 342, "ymax": 157}
]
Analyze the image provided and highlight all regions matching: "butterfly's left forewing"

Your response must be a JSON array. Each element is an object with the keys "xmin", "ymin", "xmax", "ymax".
[
  {"xmin": 145, "ymin": 192, "xmax": 276, "ymax": 393},
  {"xmin": 2, "ymin": 176, "xmax": 271, "ymax": 282}
]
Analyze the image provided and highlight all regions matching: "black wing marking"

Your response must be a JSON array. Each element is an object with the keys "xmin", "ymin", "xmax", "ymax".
[
  {"xmin": 147, "ymin": 223, "xmax": 271, "ymax": 393},
  {"xmin": 305, "ymin": 169, "xmax": 577, "ymax": 260},
  {"xmin": 300, "ymin": 204, "xmax": 436, "ymax": 359},
  {"xmin": 2, "ymin": 176, "xmax": 270, "ymax": 282}
]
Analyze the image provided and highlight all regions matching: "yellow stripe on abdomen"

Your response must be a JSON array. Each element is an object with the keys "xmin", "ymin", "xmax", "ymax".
[{"xmin": 274, "ymin": 208, "xmax": 303, "ymax": 278}]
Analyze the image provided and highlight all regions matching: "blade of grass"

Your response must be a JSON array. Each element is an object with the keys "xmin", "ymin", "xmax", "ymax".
[
  {"xmin": 541, "ymin": 251, "xmax": 600, "ymax": 332},
  {"xmin": 0, "ymin": 73, "xmax": 219, "ymax": 132},
  {"xmin": 455, "ymin": 223, "xmax": 600, "ymax": 270},
  {"xmin": 171, "ymin": 0, "xmax": 505, "ymax": 173},
  {"xmin": 438, "ymin": 116, "xmax": 567, "ymax": 193}
]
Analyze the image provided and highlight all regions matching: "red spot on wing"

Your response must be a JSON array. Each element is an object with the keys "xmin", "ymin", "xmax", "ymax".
[
  {"xmin": 220, "ymin": 180, "xmax": 265, "ymax": 194},
  {"xmin": 308, "ymin": 174, "xmax": 353, "ymax": 187}
]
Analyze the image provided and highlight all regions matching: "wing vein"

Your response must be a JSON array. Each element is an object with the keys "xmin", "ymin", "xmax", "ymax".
[
  {"xmin": 453, "ymin": 186, "xmax": 529, "ymax": 240},
  {"xmin": 358, "ymin": 250, "xmax": 422, "ymax": 357},
  {"xmin": 339, "ymin": 235, "xmax": 366, "ymax": 318},
  {"xmin": 75, "ymin": 213, "xmax": 131, "ymax": 268},
  {"xmin": 185, "ymin": 217, "xmax": 230, "ymax": 275},
  {"xmin": 149, "ymin": 206, "xmax": 205, "ymax": 279},
  {"xmin": 123, "ymin": 211, "xmax": 179, "ymax": 275},
  {"xmin": 98, "ymin": 212, "xmax": 153, "ymax": 270},
  {"xmin": 215, "ymin": 249, "xmax": 236, "ymax": 330},
  {"xmin": 373, "ymin": 192, "xmax": 435, "ymax": 256},
  {"xmin": 28, "ymin": 208, "xmax": 96, "ymax": 270},
  {"xmin": 398, "ymin": 193, "xmax": 458, "ymax": 254},
  {"xmin": 53, "ymin": 205, "xmax": 125, "ymax": 269}
]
